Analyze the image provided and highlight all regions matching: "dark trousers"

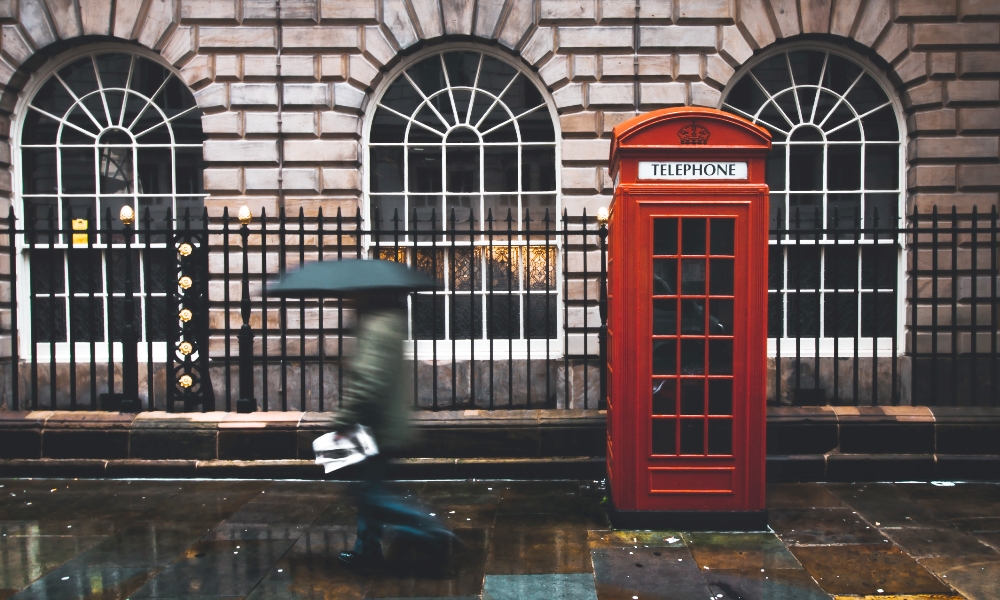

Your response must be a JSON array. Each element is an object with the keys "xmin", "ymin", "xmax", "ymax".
[{"xmin": 352, "ymin": 454, "xmax": 453, "ymax": 557}]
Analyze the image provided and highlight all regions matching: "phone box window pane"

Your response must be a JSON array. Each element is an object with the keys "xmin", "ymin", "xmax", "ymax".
[
  {"xmin": 680, "ymin": 339, "xmax": 705, "ymax": 375},
  {"xmin": 653, "ymin": 259, "xmax": 677, "ymax": 296},
  {"xmin": 653, "ymin": 340, "xmax": 677, "ymax": 375},
  {"xmin": 708, "ymin": 379, "xmax": 733, "ymax": 415},
  {"xmin": 680, "ymin": 419, "xmax": 704, "ymax": 454},
  {"xmin": 709, "ymin": 299, "xmax": 733, "ymax": 335},
  {"xmin": 680, "ymin": 379, "xmax": 704, "ymax": 415},
  {"xmin": 681, "ymin": 260, "xmax": 706, "ymax": 295},
  {"xmin": 710, "ymin": 219, "xmax": 734, "ymax": 255},
  {"xmin": 653, "ymin": 379, "xmax": 676, "ymax": 415},
  {"xmin": 682, "ymin": 299, "xmax": 705, "ymax": 335},
  {"xmin": 652, "ymin": 419, "xmax": 676, "ymax": 455},
  {"xmin": 708, "ymin": 420, "xmax": 733, "ymax": 455},
  {"xmin": 682, "ymin": 219, "xmax": 706, "ymax": 255},
  {"xmin": 654, "ymin": 218, "xmax": 678, "ymax": 255},
  {"xmin": 710, "ymin": 259, "xmax": 734, "ymax": 296},
  {"xmin": 709, "ymin": 339, "xmax": 733, "ymax": 375}
]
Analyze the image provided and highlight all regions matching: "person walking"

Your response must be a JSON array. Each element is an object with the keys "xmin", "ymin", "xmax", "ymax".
[{"xmin": 333, "ymin": 294, "xmax": 454, "ymax": 566}]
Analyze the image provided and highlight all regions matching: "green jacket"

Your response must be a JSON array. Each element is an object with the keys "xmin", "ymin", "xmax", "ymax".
[{"xmin": 334, "ymin": 307, "xmax": 413, "ymax": 452}]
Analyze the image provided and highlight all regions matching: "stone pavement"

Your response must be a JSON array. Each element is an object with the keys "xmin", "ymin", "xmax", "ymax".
[{"xmin": 0, "ymin": 479, "xmax": 998, "ymax": 599}]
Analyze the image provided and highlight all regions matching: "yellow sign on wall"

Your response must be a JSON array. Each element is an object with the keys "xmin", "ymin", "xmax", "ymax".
[{"xmin": 71, "ymin": 219, "xmax": 88, "ymax": 245}]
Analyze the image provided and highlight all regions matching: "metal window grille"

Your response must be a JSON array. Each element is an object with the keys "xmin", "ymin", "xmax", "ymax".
[
  {"xmin": 17, "ymin": 50, "xmax": 206, "ymax": 361},
  {"xmin": 722, "ymin": 48, "xmax": 903, "ymax": 357},
  {"xmin": 366, "ymin": 50, "xmax": 559, "ymax": 348}
]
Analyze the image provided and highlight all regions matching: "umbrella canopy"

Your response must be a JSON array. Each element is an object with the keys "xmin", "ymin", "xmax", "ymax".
[{"xmin": 267, "ymin": 258, "xmax": 441, "ymax": 297}]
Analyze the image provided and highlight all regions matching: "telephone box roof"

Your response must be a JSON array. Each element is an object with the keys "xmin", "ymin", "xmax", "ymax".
[{"xmin": 610, "ymin": 106, "xmax": 772, "ymax": 164}]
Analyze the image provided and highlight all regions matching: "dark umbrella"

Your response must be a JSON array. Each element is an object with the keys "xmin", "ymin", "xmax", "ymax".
[{"xmin": 267, "ymin": 258, "xmax": 441, "ymax": 297}]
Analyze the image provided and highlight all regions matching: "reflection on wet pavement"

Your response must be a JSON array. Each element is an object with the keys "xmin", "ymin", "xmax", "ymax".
[{"xmin": 0, "ymin": 480, "xmax": 996, "ymax": 598}]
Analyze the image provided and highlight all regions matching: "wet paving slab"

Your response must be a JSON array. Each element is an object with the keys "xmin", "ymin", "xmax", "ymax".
[{"xmin": 0, "ymin": 479, "xmax": 996, "ymax": 598}]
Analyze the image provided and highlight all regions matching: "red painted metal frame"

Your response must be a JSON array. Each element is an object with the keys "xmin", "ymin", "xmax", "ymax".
[{"xmin": 608, "ymin": 107, "xmax": 771, "ymax": 514}]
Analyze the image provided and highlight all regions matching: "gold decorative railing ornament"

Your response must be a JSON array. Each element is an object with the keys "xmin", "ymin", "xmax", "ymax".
[
  {"xmin": 596, "ymin": 206, "xmax": 610, "ymax": 225},
  {"xmin": 119, "ymin": 205, "xmax": 135, "ymax": 226},
  {"xmin": 178, "ymin": 276, "xmax": 193, "ymax": 290},
  {"xmin": 179, "ymin": 308, "xmax": 193, "ymax": 322},
  {"xmin": 178, "ymin": 374, "xmax": 193, "ymax": 388},
  {"xmin": 238, "ymin": 205, "xmax": 252, "ymax": 226},
  {"xmin": 178, "ymin": 243, "xmax": 193, "ymax": 257},
  {"xmin": 178, "ymin": 341, "xmax": 193, "ymax": 355}
]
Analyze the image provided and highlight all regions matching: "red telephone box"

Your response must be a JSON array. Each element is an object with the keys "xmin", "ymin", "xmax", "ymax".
[{"xmin": 606, "ymin": 107, "xmax": 771, "ymax": 529}]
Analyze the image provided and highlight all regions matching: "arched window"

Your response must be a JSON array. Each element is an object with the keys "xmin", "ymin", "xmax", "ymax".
[
  {"xmin": 18, "ymin": 49, "xmax": 205, "ymax": 349},
  {"xmin": 366, "ymin": 49, "xmax": 559, "ymax": 344},
  {"xmin": 723, "ymin": 48, "xmax": 902, "ymax": 347}
]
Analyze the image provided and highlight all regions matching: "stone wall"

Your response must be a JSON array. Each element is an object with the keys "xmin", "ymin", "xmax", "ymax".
[{"xmin": 0, "ymin": 0, "xmax": 997, "ymax": 403}]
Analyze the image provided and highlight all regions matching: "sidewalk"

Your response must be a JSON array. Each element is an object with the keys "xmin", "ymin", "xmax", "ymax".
[{"xmin": 0, "ymin": 478, "xmax": 998, "ymax": 599}]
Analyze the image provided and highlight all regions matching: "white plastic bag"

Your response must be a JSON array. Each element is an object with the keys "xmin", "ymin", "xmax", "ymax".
[{"xmin": 312, "ymin": 425, "xmax": 379, "ymax": 473}]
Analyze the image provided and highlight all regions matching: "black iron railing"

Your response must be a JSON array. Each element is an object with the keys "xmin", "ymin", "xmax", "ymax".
[
  {"xmin": 1, "ymin": 204, "xmax": 997, "ymax": 411},
  {"xmin": 1, "ymin": 206, "xmax": 607, "ymax": 412},
  {"xmin": 770, "ymin": 205, "xmax": 999, "ymax": 407},
  {"xmin": 908, "ymin": 206, "xmax": 999, "ymax": 407}
]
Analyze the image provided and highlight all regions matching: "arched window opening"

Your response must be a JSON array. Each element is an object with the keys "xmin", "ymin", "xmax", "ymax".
[
  {"xmin": 367, "ymin": 49, "xmax": 559, "ymax": 345},
  {"xmin": 723, "ymin": 48, "xmax": 902, "ymax": 350},
  {"xmin": 18, "ymin": 50, "xmax": 206, "ymax": 350}
]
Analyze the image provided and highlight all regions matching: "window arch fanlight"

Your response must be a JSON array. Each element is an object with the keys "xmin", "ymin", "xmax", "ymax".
[
  {"xmin": 722, "ymin": 47, "xmax": 902, "ymax": 346},
  {"xmin": 17, "ymin": 48, "xmax": 206, "ymax": 349},
  {"xmin": 20, "ymin": 49, "xmax": 206, "ymax": 229},
  {"xmin": 365, "ymin": 48, "xmax": 559, "ymax": 344}
]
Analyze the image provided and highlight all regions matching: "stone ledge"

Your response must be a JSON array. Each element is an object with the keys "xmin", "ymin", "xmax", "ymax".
[
  {"xmin": 3, "ymin": 406, "xmax": 992, "ymax": 426},
  {"xmin": 1, "ymin": 408, "xmax": 998, "ymax": 470},
  {"xmin": 1, "ymin": 409, "xmax": 609, "ymax": 428},
  {"xmin": 768, "ymin": 406, "xmax": 1000, "ymax": 423},
  {"xmin": 0, "ymin": 457, "xmax": 607, "ymax": 480},
  {"xmin": 0, "ymin": 409, "xmax": 609, "ymax": 462},
  {"xmin": 767, "ymin": 454, "xmax": 1000, "ymax": 482}
]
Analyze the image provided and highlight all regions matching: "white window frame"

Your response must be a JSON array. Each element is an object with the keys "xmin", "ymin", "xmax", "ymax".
[
  {"xmin": 363, "ymin": 44, "xmax": 564, "ymax": 360},
  {"xmin": 720, "ymin": 42, "xmax": 907, "ymax": 358},
  {"xmin": 11, "ymin": 44, "xmax": 207, "ymax": 362}
]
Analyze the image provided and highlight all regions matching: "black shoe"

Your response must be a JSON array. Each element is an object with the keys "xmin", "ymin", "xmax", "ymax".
[{"xmin": 338, "ymin": 550, "xmax": 383, "ymax": 567}]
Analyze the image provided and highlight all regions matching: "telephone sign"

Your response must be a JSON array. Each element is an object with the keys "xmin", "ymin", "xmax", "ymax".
[{"xmin": 638, "ymin": 161, "xmax": 749, "ymax": 180}]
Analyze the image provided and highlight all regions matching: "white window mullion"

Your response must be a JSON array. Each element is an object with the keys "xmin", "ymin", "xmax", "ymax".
[
  {"xmin": 785, "ymin": 53, "xmax": 804, "ymax": 123},
  {"xmin": 818, "ymin": 246, "xmax": 825, "ymax": 339},
  {"xmin": 92, "ymin": 56, "xmax": 114, "ymax": 128}
]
